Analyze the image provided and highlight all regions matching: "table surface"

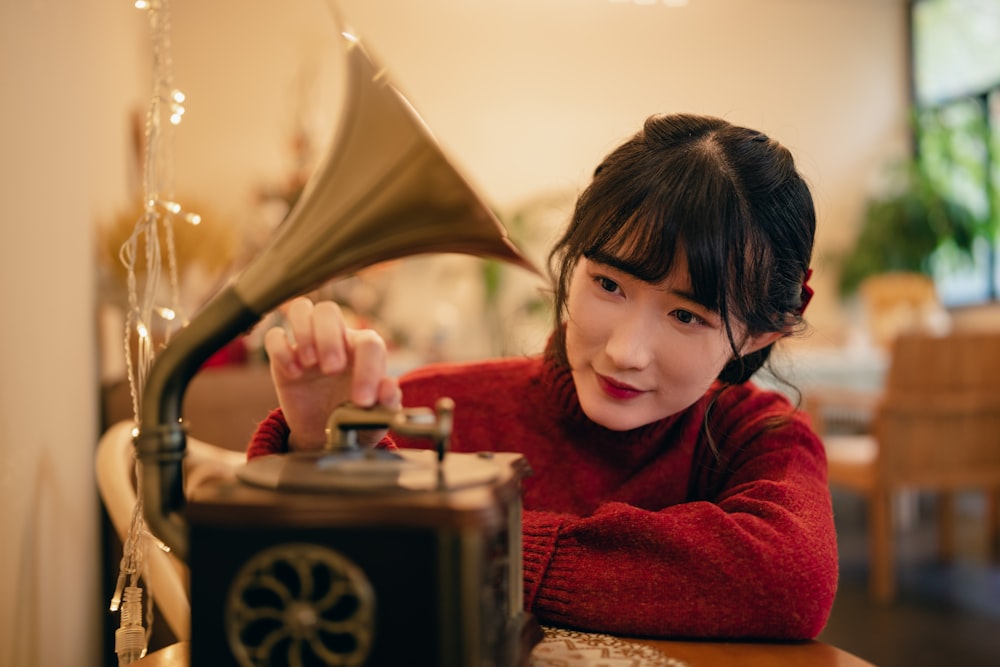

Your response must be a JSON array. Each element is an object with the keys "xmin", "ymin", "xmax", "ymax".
[
  {"xmin": 133, "ymin": 635, "xmax": 875, "ymax": 667},
  {"xmin": 637, "ymin": 637, "xmax": 874, "ymax": 666}
]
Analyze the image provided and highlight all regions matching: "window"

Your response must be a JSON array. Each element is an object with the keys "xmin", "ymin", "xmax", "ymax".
[{"xmin": 910, "ymin": 0, "xmax": 1000, "ymax": 305}]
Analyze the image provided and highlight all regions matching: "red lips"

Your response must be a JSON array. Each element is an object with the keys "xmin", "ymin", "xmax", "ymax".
[{"xmin": 596, "ymin": 374, "xmax": 644, "ymax": 401}]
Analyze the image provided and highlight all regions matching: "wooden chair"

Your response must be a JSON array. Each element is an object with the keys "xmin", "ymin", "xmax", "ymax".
[
  {"xmin": 805, "ymin": 331, "xmax": 1000, "ymax": 603},
  {"xmin": 96, "ymin": 420, "xmax": 246, "ymax": 644}
]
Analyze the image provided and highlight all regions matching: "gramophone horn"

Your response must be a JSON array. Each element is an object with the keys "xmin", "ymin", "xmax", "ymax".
[
  {"xmin": 135, "ymin": 30, "xmax": 536, "ymax": 561},
  {"xmin": 236, "ymin": 31, "xmax": 534, "ymax": 309}
]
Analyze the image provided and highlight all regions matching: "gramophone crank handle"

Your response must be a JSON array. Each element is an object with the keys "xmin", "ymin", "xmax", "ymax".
[
  {"xmin": 324, "ymin": 403, "xmax": 400, "ymax": 452},
  {"xmin": 324, "ymin": 398, "xmax": 456, "ymax": 461},
  {"xmin": 405, "ymin": 397, "xmax": 454, "ymax": 462}
]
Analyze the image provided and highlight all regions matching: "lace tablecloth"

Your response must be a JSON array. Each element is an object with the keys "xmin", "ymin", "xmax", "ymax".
[{"xmin": 531, "ymin": 627, "xmax": 689, "ymax": 667}]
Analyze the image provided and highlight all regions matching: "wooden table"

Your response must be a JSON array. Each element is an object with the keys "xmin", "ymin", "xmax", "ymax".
[
  {"xmin": 134, "ymin": 636, "xmax": 875, "ymax": 667},
  {"xmin": 637, "ymin": 638, "xmax": 874, "ymax": 666}
]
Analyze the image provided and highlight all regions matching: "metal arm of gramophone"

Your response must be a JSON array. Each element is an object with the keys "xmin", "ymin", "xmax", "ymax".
[
  {"xmin": 325, "ymin": 397, "xmax": 456, "ymax": 461},
  {"xmin": 134, "ymin": 31, "xmax": 535, "ymax": 563}
]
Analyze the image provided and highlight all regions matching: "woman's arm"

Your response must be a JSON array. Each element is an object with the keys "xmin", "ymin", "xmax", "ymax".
[{"xmin": 521, "ymin": 421, "xmax": 837, "ymax": 640}]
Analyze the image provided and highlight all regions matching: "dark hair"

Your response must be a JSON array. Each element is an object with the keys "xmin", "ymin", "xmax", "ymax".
[{"xmin": 548, "ymin": 113, "xmax": 815, "ymax": 384}]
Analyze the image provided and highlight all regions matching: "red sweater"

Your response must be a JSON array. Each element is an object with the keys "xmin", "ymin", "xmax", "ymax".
[{"xmin": 248, "ymin": 353, "xmax": 838, "ymax": 640}]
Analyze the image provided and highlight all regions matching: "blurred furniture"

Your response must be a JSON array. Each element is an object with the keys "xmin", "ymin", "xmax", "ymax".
[
  {"xmin": 96, "ymin": 420, "xmax": 247, "ymax": 643},
  {"xmin": 859, "ymin": 272, "xmax": 948, "ymax": 348},
  {"xmin": 806, "ymin": 331, "xmax": 1000, "ymax": 603},
  {"xmin": 98, "ymin": 362, "xmax": 278, "ymax": 657}
]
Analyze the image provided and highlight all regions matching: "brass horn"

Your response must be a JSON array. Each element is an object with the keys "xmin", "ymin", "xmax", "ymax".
[{"xmin": 135, "ymin": 30, "xmax": 536, "ymax": 561}]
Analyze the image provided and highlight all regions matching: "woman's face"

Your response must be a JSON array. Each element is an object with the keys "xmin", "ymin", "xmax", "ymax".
[{"xmin": 565, "ymin": 253, "xmax": 776, "ymax": 431}]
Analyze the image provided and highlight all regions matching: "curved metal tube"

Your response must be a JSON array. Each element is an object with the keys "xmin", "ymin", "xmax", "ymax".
[
  {"xmin": 134, "ymin": 31, "xmax": 536, "ymax": 562},
  {"xmin": 135, "ymin": 287, "xmax": 259, "ymax": 561}
]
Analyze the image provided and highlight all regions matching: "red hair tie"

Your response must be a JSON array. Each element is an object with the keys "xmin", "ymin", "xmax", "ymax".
[{"xmin": 797, "ymin": 268, "xmax": 814, "ymax": 316}]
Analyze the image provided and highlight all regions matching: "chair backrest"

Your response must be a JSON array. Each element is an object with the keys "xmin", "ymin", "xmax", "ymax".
[
  {"xmin": 96, "ymin": 420, "xmax": 248, "ymax": 643},
  {"xmin": 876, "ymin": 331, "xmax": 1000, "ymax": 487},
  {"xmin": 859, "ymin": 272, "xmax": 944, "ymax": 348},
  {"xmin": 96, "ymin": 421, "xmax": 192, "ymax": 642}
]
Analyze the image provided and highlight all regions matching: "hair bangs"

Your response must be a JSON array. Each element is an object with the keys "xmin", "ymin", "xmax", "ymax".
[{"xmin": 609, "ymin": 149, "xmax": 747, "ymax": 317}]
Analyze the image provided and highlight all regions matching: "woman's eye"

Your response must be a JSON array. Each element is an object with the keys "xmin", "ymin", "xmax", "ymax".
[
  {"xmin": 596, "ymin": 276, "xmax": 620, "ymax": 294},
  {"xmin": 671, "ymin": 309, "xmax": 705, "ymax": 326}
]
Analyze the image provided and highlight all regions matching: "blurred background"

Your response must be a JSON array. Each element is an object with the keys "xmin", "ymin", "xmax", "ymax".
[{"xmin": 2, "ymin": 0, "xmax": 998, "ymax": 665}]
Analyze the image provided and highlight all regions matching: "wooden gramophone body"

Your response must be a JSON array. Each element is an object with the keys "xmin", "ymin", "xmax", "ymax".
[
  {"xmin": 185, "ymin": 433, "xmax": 539, "ymax": 667},
  {"xmin": 133, "ymin": 26, "xmax": 542, "ymax": 667}
]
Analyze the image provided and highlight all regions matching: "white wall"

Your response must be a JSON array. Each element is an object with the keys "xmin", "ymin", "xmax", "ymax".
[
  {"xmin": 0, "ymin": 2, "xmax": 145, "ymax": 666},
  {"xmin": 166, "ymin": 0, "xmax": 911, "ymax": 347},
  {"xmin": 0, "ymin": 1, "xmax": 908, "ymax": 665}
]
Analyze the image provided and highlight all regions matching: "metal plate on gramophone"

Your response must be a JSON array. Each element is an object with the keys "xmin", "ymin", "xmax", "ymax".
[
  {"xmin": 237, "ymin": 448, "xmax": 501, "ymax": 493},
  {"xmin": 225, "ymin": 543, "xmax": 375, "ymax": 667}
]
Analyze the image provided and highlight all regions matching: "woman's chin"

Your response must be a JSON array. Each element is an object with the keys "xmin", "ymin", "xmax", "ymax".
[{"xmin": 579, "ymin": 400, "xmax": 648, "ymax": 432}]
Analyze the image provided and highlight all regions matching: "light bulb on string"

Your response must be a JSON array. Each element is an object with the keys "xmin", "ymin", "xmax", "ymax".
[
  {"xmin": 137, "ymin": 200, "xmax": 198, "ymax": 224},
  {"xmin": 149, "ymin": 198, "xmax": 202, "ymax": 225},
  {"xmin": 169, "ymin": 90, "xmax": 186, "ymax": 121},
  {"xmin": 116, "ymin": 0, "xmax": 192, "ymax": 661},
  {"xmin": 143, "ymin": 531, "xmax": 172, "ymax": 553}
]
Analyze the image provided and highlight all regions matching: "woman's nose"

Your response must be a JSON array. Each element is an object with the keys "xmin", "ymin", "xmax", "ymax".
[{"xmin": 603, "ymin": 311, "xmax": 653, "ymax": 370}]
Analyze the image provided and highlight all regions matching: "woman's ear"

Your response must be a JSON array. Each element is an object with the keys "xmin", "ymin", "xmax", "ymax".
[{"xmin": 741, "ymin": 330, "xmax": 784, "ymax": 356}]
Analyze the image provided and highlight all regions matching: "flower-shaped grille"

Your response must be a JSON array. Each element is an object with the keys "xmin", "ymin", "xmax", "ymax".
[{"xmin": 226, "ymin": 544, "xmax": 375, "ymax": 667}]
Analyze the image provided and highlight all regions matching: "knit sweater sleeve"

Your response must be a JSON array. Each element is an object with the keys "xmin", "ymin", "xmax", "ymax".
[
  {"xmin": 246, "ymin": 407, "xmax": 396, "ymax": 459},
  {"xmin": 518, "ymin": 392, "xmax": 837, "ymax": 641},
  {"xmin": 245, "ymin": 357, "xmax": 838, "ymax": 641},
  {"xmin": 246, "ymin": 407, "xmax": 290, "ymax": 460}
]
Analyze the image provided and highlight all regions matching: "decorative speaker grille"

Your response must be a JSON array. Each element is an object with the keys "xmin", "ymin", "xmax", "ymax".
[{"xmin": 226, "ymin": 543, "xmax": 375, "ymax": 667}]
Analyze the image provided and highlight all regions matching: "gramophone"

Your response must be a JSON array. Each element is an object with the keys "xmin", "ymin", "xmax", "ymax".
[{"xmin": 134, "ymin": 23, "xmax": 541, "ymax": 667}]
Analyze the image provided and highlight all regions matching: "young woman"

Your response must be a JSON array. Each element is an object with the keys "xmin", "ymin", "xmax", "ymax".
[{"xmin": 247, "ymin": 113, "xmax": 838, "ymax": 640}]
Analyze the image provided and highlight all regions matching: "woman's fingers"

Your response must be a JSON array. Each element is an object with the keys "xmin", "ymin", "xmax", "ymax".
[
  {"xmin": 267, "ymin": 297, "xmax": 394, "ymax": 408},
  {"xmin": 270, "ymin": 298, "xmax": 350, "ymax": 377},
  {"xmin": 311, "ymin": 300, "xmax": 349, "ymax": 374},
  {"xmin": 285, "ymin": 297, "xmax": 321, "ymax": 369},
  {"xmin": 286, "ymin": 298, "xmax": 391, "ymax": 408},
  {"xmin": 266, "ymin": 298, "xmax": 400, "ymax": 451},
  {"xmin": 376, "ymin": 376, "xmax": 403, "ymax": 411},
  {"xmin": 263, "ymin": 326, "xmax": 300, "ymax": 378},
  {"xmin": 347, "ymin": 327, "xmax": 388, "ymax": 407}
]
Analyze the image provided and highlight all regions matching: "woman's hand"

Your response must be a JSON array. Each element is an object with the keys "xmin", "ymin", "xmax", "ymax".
[{"xmin": 263, "ymin": 297, "xmax": 402, "ymax": 450}]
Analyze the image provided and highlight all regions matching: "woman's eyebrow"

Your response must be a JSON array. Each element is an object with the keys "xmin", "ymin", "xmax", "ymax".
[
  {"xmin": 583, "ymin": 249, "xmax": 645, "ymax": 279},
  {"xmin": 668, "ymin": 285, "xmax": 721, "ymax": 314},
  {"xmin": 584, "ymin": 249, "xmax": 715, "ymax": 311}
]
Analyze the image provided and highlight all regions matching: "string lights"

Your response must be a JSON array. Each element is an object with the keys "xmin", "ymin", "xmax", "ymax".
[{"xmin": 111, "ymin": 0, "xmax": 200, "ymax": 663}]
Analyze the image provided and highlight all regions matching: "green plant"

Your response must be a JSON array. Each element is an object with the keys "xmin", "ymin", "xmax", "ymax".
[{"xmin": 837, "ymin": 160, "xmax": 982, "ymax": 296}]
